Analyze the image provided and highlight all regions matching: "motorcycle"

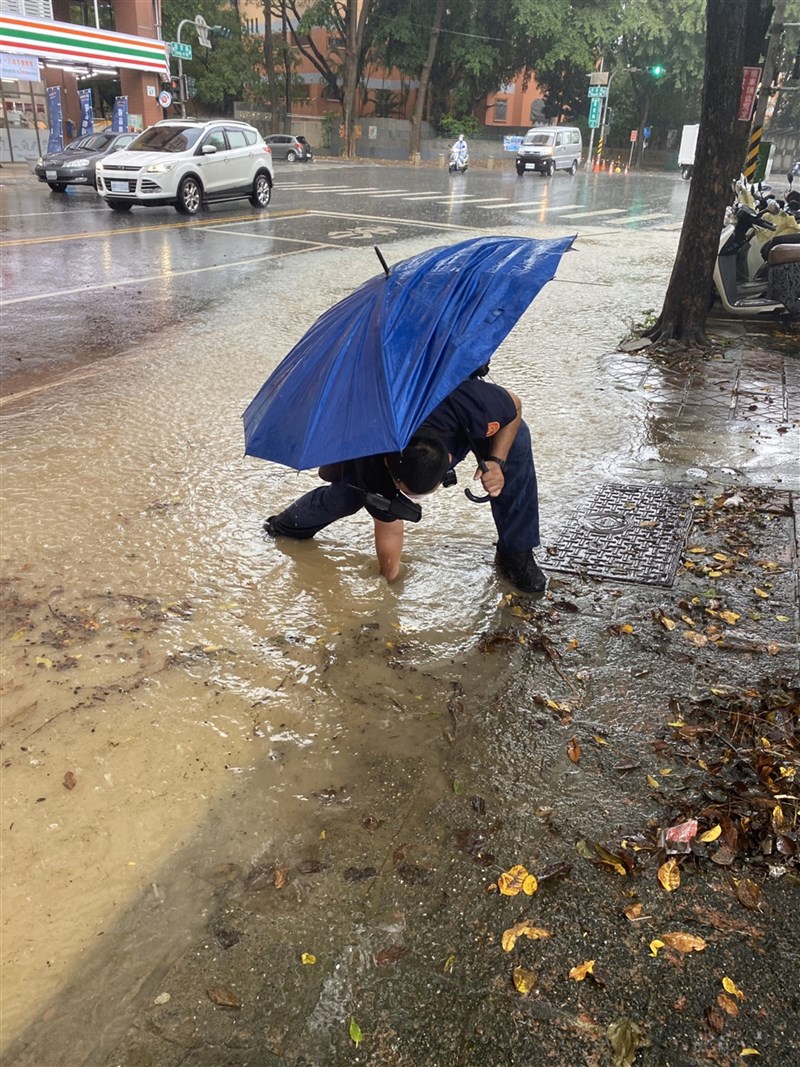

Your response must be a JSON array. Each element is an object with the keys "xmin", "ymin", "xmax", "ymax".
[
  {"xmin": 448, "ymin": 142, "xmax": 469, "ymax": 173},
  {"xmin": 712, "ymin": 174, "xmax": 800, "ymax": 318}
]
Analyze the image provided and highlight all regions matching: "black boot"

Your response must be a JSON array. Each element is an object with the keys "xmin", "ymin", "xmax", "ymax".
[{"xmin": 495, "ymin": 549, "xmax": 547, "ymax": 593}]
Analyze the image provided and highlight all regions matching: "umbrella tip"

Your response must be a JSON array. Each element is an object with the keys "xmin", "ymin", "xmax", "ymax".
[{"xmin": 374, "ymin": 245, "xmax": 391, "ymax": 278}]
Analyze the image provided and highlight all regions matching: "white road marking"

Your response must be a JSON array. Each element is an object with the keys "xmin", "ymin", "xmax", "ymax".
[
  {"xmin": 478, "ymin": 199, "xmax": 546, "ymax": 210},
  {"xmin": 557, "ymin": 208, "xmax": 627, "ymax": 219},
  {"xmin": 518, "ymin": 203, "xmax": 582, "ymax": 214},
  {"xmin": 623, "ymin": 212, "xmax": 672, "ymax": 224},
  {"xmin": 309, "ymin": 209, "xmax": 476, "ymax": 231}
]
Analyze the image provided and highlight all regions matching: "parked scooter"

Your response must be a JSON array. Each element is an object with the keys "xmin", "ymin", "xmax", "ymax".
[
  {"xmin": 712, "ymin": 174, "xmax": 800, "ymax": 317},
  {"xmin": 448, "ymin": 134, "xmax": 469, "ymax": 173}
]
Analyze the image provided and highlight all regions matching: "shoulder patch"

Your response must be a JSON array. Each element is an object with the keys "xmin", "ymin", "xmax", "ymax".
[{"xmin": 486, "ymin": 421, "xmax": 501, "ymax": 437}]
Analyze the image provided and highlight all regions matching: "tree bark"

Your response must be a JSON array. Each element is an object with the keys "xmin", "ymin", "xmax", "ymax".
[
  {"xmin": 342, "ymin": 0, "xmax": 371, "ymax": 159},
  {"xmin": 646, "ymin": 0, "xmax": 773, "ymax": 344},
  {"xmin": 408, "ymin": 0, "xmax": 446, "ymax": 162}
]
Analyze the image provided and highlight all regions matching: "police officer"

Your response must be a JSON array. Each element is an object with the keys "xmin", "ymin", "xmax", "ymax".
[{"xmin": 264, "ymin": 377, "xmax": 546, "ymax": 593}]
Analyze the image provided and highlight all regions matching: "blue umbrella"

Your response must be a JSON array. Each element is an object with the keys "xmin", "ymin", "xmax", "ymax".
[{"xmin": 243, "ymin": 234, "xmax": 575, "ymax": 470}]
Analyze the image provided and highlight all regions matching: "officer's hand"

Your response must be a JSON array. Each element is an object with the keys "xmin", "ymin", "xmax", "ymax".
[{"xmin": 475, "ymin": 464, "xmax": 504, "ymax": 498}]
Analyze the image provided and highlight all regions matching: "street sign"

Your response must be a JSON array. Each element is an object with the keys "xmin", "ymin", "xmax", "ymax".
[
  {"xmin": 630, "ymin": 129, "xmax": 638, "ymax": 142},
  {"xmin": 588, "ymin": 86, "xmax": 607, "ymax": 98},
  {"xmin": 169, "ymin": 42, "xmax": 192, "ymax": 60},
  {"xmin": 158, "ymin": 89, "xmax": 172, "ymax": 109},
  {"xmin": 195, "ymin": 15, "xmax": 211, "ymax": 48},
  {"xmin": 588, "ymin": 97, "xmax": 602, "ymax": 128}
]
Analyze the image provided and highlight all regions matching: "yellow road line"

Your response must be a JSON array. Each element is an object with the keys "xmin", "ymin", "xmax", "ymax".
[{"xmin": 0, "ymin": 208, "xmax": 308, "ymax": 248}]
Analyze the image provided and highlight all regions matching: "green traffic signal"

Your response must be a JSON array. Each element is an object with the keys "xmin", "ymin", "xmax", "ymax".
[{"xmin": 649, "ymin": 65, "xmax": 666, "ymax": 78}]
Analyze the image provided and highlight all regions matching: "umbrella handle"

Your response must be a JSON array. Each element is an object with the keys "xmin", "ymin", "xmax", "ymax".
[{"xmin": 465, "ymin": 453, "xmax": 491, "ymax": 504}]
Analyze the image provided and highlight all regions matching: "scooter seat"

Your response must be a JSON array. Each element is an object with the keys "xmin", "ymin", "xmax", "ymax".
[{"xmin": 768, "ymin": 243, "xmax": 800, "ymax": 266}]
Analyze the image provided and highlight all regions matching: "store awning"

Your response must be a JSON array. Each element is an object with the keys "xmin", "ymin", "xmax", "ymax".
[{"xmin": 0, "ymin": 13, "xmax": 169, "ymax": 77}]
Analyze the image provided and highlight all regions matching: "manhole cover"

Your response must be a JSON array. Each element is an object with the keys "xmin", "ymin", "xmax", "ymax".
[{"xmin": 547, "ymin": 483, "xmax": 694, "ymax": 586}]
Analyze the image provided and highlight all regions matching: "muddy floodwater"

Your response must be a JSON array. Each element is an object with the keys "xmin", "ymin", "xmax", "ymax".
[{"xmin": 3, "ymin": 222, "xmax": 780, "ymax": 1055}]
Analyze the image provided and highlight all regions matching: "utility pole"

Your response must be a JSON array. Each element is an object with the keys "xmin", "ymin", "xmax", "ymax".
[{"xmin": 744, "ymin": 0, "xmax": 786, "ymax": 179}]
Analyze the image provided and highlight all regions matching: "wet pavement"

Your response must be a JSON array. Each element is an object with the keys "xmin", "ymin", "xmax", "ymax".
[{"xmin": 1, "ymin": 160, "xmax": 798, "ymax": 1067}]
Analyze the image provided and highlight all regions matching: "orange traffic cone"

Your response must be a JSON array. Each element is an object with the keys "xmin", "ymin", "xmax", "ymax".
[
  {"xmin": 600, "ymin": 159, "xmax": 605, "ymax": 171},
  {"xmin": 593, "ymin": 158, "xmax": 599, "ymax": 173}
]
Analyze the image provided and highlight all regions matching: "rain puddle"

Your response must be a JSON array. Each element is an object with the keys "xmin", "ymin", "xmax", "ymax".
[{"xmin": 0, "ymin": 226, "xmax": 675, "ymax": 1056}]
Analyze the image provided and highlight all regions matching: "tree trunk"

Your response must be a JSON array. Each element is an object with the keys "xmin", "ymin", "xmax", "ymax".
[
  {"xmin": 408, "ymin": 0, "xmax": 446, "ymax": 161},
  {"xmin": 262, "ymin": 2, "xmax": 283, "ymax": 133},
  {"xmin": 342, "ymin": 0, "xmax": 371, "ymax": 159},
  {"xmin": 646, "ymin": 0, "xmax": 773, "ymax": 344}
]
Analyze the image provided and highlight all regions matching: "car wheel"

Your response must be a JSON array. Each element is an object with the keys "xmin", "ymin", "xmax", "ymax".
[
  {"xmin": 250, "ymin": 173, "xmax": 272, "ymax": 209},
  {"xmin": 48, "ymin": 182, "xmax": 68, "ymax": 192},
  {"xmin": 175, "ymin": 176, "xmax": 202, "ymax": 215},
  {"xmin": 569, "ymin": 159, "xmax": 578, "ymax": 176},
  {"xmin": 516, "ymin": 163, "xmax": 525, "ymax": 176},
  {"xmin": 106, "ymin": 199, "xmax": 132, "ymax": 212},
  {"xmin": 548, "ymin": 160, "xmax": 556, "ymax": 177},
  {"xmin": 286, "ymin": 150, "xmax": 297, "ymax": 162}
]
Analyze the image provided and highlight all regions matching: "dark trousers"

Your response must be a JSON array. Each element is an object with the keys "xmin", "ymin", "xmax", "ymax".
[{"xmin": 270, "ymin": 420, "xmax": 540, "ymax": 553}]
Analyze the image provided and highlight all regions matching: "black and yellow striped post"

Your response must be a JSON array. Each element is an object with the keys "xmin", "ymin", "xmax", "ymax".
[{"xmin": 743, "ymin": 123, "xmax": 762, "ymax": 181}]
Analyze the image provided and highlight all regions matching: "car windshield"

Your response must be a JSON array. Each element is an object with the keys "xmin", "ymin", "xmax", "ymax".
[
  {"xmin": 65, "ymin": 136, "xmax": 95, "ymax": 152},
  {"xmin": 79, "ymin": 133, "xmax": 115, "ymax": 152},
  {"xmin": 523, "ymin": 132, "xmax": 555, "ymax": 146},
  {"xmin": 126, "ymin": 126, "xmax": 204, "ymax": 153}
]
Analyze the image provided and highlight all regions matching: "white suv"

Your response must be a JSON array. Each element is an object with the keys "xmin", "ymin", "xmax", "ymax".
[{"xmin": 95, "ymin": 119, "xmax": 274, "ymax": 215}]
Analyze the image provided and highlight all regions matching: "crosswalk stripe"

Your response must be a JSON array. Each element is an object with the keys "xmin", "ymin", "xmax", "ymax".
[
  {"xmin": 518, "ymin": 203, "xmax": 581, "ymax": 214},
  {"xmin": 624, "ymin": 212, "xmax": 672, "ymax": 224},
  {"xmin": 331, "ymin": 187, "xmax": 384, "ymax": 193},
  {"xmin": 478, "ymin": 199, "xmax": 546, "ymax": 210},
  {"xmin": 557, "ymin": 208, "xmax": 627, "ymax": 219}
]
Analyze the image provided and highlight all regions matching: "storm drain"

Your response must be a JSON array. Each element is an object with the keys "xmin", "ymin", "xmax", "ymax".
[{"xmin": 547, "ymin": 483, "xmax": 694, "ymax": 587}]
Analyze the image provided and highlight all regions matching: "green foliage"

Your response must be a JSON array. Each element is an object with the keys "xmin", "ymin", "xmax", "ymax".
[
  {"xmin": 438, "ymin": 114, "xmax": 480, "ymax": 138},
  {"xmin": 320, "ymin": 110, "xmax": 339, "ymax": 147}
]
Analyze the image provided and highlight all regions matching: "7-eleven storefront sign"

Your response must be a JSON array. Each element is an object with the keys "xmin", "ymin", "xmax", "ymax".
[{"xmin": 0, "ymin": 12, "xmax": 169, "ymax": 77}]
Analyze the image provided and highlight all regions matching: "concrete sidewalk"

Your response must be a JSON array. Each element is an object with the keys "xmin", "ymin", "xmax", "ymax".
[{"xmin": 5, "ymin": 328, "xmax": 798, "ymax": 1067}]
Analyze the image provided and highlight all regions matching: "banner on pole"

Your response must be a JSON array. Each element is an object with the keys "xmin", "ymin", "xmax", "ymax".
[
  {"xmin": 111, "ymin": 96, "xmax": 129, "ymax": 133},
  {"xmin": 46, "ymin": 86, "xmax": 63, "ymax": 153},
  {"xmin": 78, "ymin": 88, "xmax": 94, "ymax": 136},
  {"xmin": 738, "ymin": 67, "xmax": 761, "ymax": 122}
]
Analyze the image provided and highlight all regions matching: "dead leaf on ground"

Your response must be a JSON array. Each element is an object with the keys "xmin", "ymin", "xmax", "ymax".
[
  {"xmin": 273, "ymin": 867, "xmax": 289, "ymax": 889},
  {"xmin": 736, "ymin": 879, "xmax": 762, "ymax": 911},
  {"xmin": 569, "ymin": 959, "xmax": 595, "ymax": 981},
  {"xmin": 567, "ymin": 737, "xmax": 581, "ymax": 764},
  {"xmin": 717, "ymin": 994, "xmax": 740, "ymax": 1016},
  {"xmin": 658, "ymin": 858, "xmax": 681, "ymax": 892},
  {"xmin": 207, "ymin": 986, "xmax": 241, "ymax": 1009},
  {"xmin": 624, "ymin": 903, "xmax": 643, "ymax": 921},
  {"xmin": 63, "ymin": 771, "xmax": 77, "ymax": 790},
  {"xmin": 661, "ymin": 932, "xmax": 707, "ymax": 953},
  {"xmin": 723, "ymin": 977, "xmax": 745, "ymax": 1000},
  {"xmin": 375, "ymin": 945, "xmax": 410, "ymax": 966},
  {"xmin": 649, "ymin": 940, "xmax": 665, "ymax": 957},
  {"xmin": 501, "ymin": 921, "xmax": 551, "ymax": 953},
  {"xmin": 512, "ymin": 965, "xmax": 536, "ymax": 995},
  {"xmin": 497, "ymin": 864, "xmax": 538, "ymax": 896},
  {"xmin": 607, "ymin": 1018, "xmax": 648, "ymax": 1067}
]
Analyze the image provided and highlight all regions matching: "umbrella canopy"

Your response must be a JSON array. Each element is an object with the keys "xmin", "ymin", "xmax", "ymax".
[{"xmin": 243, "ymin": 234, "xmax": 575, "ymax": 470}]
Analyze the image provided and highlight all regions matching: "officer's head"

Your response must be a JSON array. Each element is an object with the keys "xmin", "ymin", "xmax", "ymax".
[{"xmin": 385, "ymin": 433, "xmax": 451, "ymax": 496}]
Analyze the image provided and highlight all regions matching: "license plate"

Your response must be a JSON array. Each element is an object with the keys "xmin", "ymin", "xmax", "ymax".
[
  {"xmin": 46, "ymin": 170, "xmax": 57, "ymax": 180},
  {"xmin": 110, "ymin": 180, "xmax": 129, "ymax": 193}
]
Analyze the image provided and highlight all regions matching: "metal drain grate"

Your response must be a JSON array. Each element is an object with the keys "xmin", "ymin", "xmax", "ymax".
[{"xmin": 547, "ymin": 483, "xmax": 694, "ymax": 586}]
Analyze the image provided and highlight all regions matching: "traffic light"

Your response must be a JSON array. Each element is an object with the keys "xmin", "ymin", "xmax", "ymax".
[
  {"xmin": 210, "ymin": 25, "xmax": 232, "ymax": 40},
  {"xmin": 648, "ymin": 64, "xmax": 666, "ymax": 78}
]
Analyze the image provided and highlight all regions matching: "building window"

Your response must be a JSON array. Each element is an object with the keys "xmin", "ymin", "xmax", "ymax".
[{"xmin": 494, "ymin": 98, "xmax": 508, "ymax": 123}]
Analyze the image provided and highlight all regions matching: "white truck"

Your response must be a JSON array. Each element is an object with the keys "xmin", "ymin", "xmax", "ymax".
[{"xmin": 678, "ymin": 124, "xmax": 699, "ymax": 180}]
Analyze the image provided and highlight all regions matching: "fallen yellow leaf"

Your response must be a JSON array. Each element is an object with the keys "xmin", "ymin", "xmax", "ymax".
[
  {"xmin": 569, "ymin": 959, "xmax": 595, "ymax": 981},
  {"xmin": 522, "ymin": 874, "xmax": 538, "ymax": 896},
  {"xmin": 502, "ymin": 922, "xmax": 551, "ymax": 953},
  {"xmin": 723, "ymin": 977, "xmax": 745, "ymax": 1000},
  {"xmin": 513, "ymin": 965, "xmax": 536, "ymax": 995},
  {"xmin": 718, "ymin": 610, "xmax": 740, "ymax": 625},
  {"xmin": 498, "ymin": 864, "xmax": 532, "ymax": 897},
  {"xmin": 649, "ymin": 939, "xmax": 665, "ymax": 957},
  {"xmin": 647, "ymin": 775, "xmax": 660, "ymax": 788},
  {"xmin": 754, "ymin": 588, "xmax": 769, "ymax": 599},
  {"xmin": 620, "ymin": 623, "xmax": 634, "ymax": 633},
  {"xmin": 659, "ymin": 615, "xmax": 677, "ymax": 631},
  {"xmin": 35, "ymin": 655, "xmax": 53, "ymax": 669},
  {"xmin": 658, "ymin": 858, "xmax": 680, "ymax": 892},
  {"xmin": 593, "ymin": 735, "xmax": 609, "ymax": 746},
  {"xmin": 740, "ymin": 1051, "xmax": 760, "ymax": 1057},
  {"xmin": 301, "ymin": 953, "xmax": 316, "ymax": 965},
  {"xmin": 698, "ymin": 825, "xmax": 722, "ymax": 842}
]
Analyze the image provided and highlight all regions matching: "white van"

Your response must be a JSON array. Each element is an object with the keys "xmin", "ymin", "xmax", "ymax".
[{"xmin": 515, "ymin": 126, "xmax": 582, "ymax": 176}]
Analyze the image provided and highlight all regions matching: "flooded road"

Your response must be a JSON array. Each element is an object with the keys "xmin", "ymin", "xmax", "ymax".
[{"xmin": 2, "ymin": 164, "xmax": 795, "ymax": 1060}]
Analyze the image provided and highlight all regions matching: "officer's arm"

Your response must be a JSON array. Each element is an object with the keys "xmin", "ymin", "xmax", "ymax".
[
  {"xmin": 374, "ymin": 519, "xmax": 404, "ymax": 581},
  {"xmin": 476, "ymin": 390, "xmax": 522, "ymax": 497}
]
